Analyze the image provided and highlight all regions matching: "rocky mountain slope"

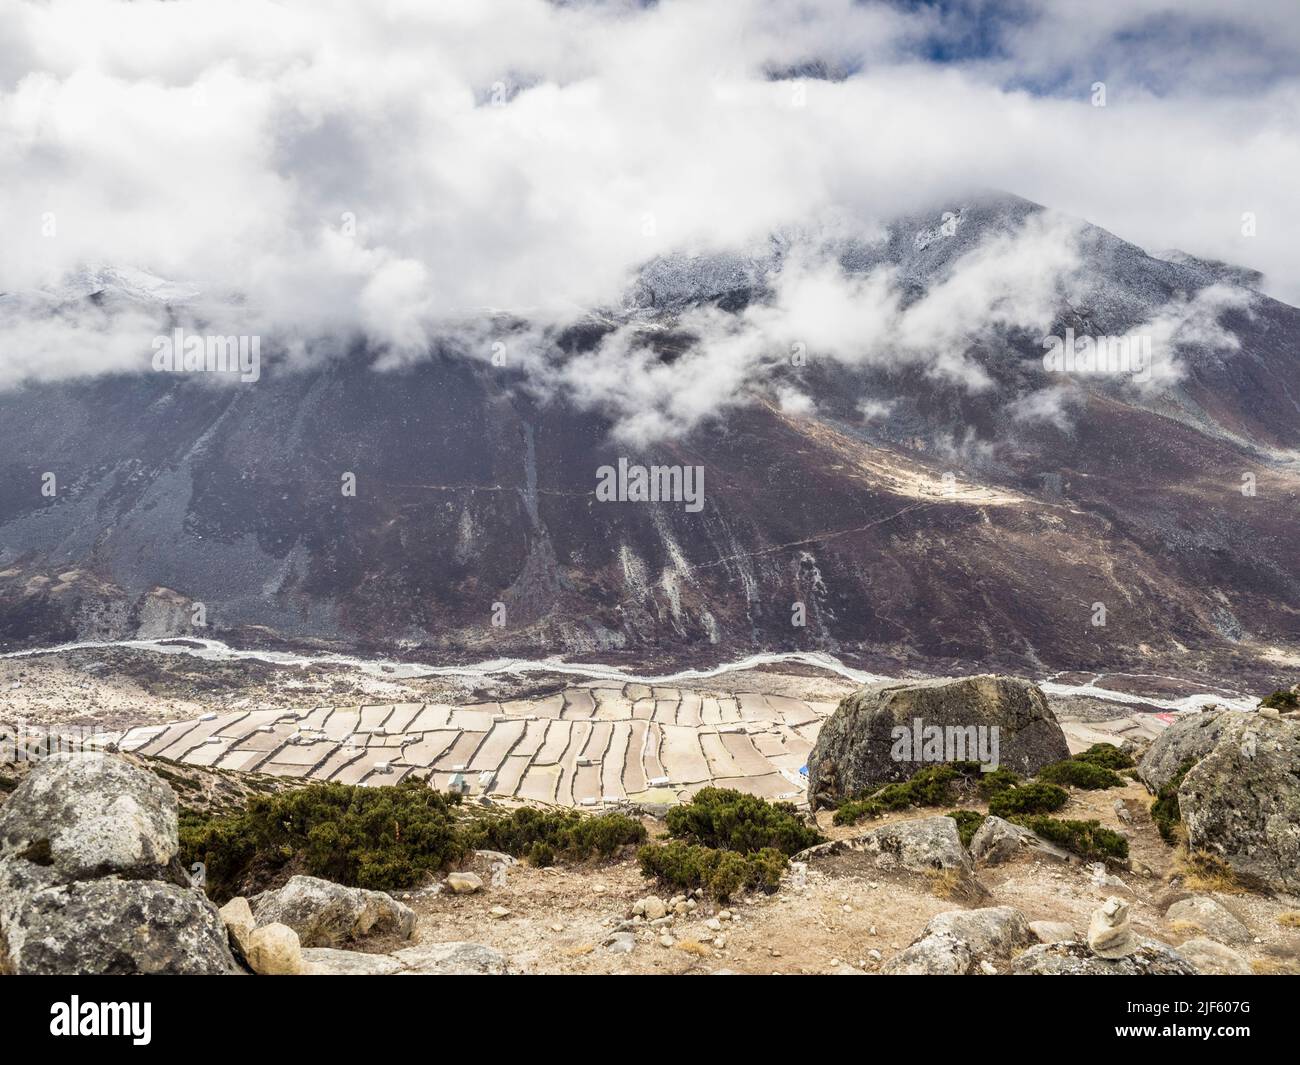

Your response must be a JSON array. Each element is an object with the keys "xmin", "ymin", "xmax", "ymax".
[{"xmin": 1, "ymin": 194, "xmax": 1297, "ymax": 680}]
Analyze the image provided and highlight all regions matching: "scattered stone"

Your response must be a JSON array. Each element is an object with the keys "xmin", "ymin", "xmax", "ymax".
[
  {"xmin": 605, "ymin": 932, "xmax": 636, "ymax": 954},
  {"xmin": 640, "ymin": 896, "xmax": 668, "ymax": 920},
  {"xmin": 1088, "ymin": 897, "xmax": 1136, "ymax": 959},
  {"xmin": 445, "ymin": 872, "xmax": 484, "ymax": 895},
  {"xmin": 658, "ymin": 933, "xmax": 675, "ymax": 948},
  {"xmin": 245, "ymin": 922, "xmax": 304, "ymax": 976},
  {"xmin": 979, "ymin": 960, "xmax": 997, "ymax": 975},
  {"xmin": 489, "ymin": 906, "xmax": 511, "ymax": 920}
]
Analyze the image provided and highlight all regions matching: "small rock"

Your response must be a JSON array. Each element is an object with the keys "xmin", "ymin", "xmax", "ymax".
[
  {"xmin": 219, "ymin": 896, "xmax": 255, "ymax": 953},
  {"xmin": 445, "ymin": 872, "xmax": 484, "ymax": 895},
  {"xmin": 605, "ymin": 932, "xmax": 636, "ymax": 954},
  {"xmin": 1028, "ymin": 920, "xmax": 1076, "ymax": 944},
  {"xmin": 641, "ymin": 896, "xmax": 668, "ymax": 921},
  {"xmin": 245, "ymin": 922, "xmax": 304, "ymax": 976},
  {"xmin": 489, "ymin": 906, "xmax": 511, "ymax": 920},
  {"xmin": 1176, "ymin": 937, "xmax": 1253, "ymax": 976},
  {"xmin": 1166, "ymin": 896, "xmax": 1251, "ymax": 945},
  {"xmin": 1088, "ymin": 897, "xmax": 1137, "ymax": 959}
]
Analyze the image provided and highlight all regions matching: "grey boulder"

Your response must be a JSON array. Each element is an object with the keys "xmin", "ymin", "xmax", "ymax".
[
  {"xmin": 795, "ymin": 815, "xmax": 972, "ymax": 874},
  {"xmin": 1012, "ymin": 940, "xmax": 1198, "ymax": 975},
  {"xmin": 393, "ymin": 941, "xmax": 509, "ymax": 974},
  {"xmin": 250, "ymin": 875, "xmax": 416, "ymax": 948},
  {"xmin": 0, "ymin": 752, "xmax": 180, "ymax": 883},
  {"xmin": 1137, "ymin": 708, "xmax": 1231, "ymax": 792},
  {"xmin": 807, "ymin": 675, "xmax": 1068, "ymax": 806},
  {"xmin": 1178, "ymin": 714, "xmax": 1300, "ymax": 892},
  {"xmin": 0, "ymin": 861, "xmax": 238, "ymax": 975}
]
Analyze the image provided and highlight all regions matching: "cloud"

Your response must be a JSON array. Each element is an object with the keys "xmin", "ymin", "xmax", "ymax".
[{"xmin": 0, "ymin": 0, "xmax": 1295, "ymax": 423}]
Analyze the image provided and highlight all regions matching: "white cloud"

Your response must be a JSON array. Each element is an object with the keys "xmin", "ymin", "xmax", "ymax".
[{"xmin": 0, "ymin": 0, "xmax": 1295, "ymax": 428}]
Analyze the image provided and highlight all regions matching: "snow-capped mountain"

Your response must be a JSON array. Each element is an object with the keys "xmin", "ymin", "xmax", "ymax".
[{"xmin": 0, "ymin": 194, "xmax": 1296, "ymax": 684}]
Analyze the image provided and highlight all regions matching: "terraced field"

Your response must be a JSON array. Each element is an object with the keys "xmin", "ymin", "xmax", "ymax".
[{"xmin": 118, "ymin": 682, "xmax": 839, "ymax": 807}]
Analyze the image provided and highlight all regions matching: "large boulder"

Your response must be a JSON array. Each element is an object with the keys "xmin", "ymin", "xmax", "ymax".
[
  {"xmin": 882, "ymin": 933, "xmax": 972, "ymax": 975},
  {"xmin": 244, "ymin": 922, "xmax": 304, "ymax": 976},
  {"xmin": 969, "ymin": 815, "xmax": 1072, "ymax": 865},
  {"xmin": 1137, "ymin": 708, "xmax": 1230, "ymax": 793},
  {"xmin": 1178, "ymin": 714, "xmax": 1300, "ymax": 892},
  {"xmin": 0, "ymin": 752, "xmax": 180, "ymax": 883},
  {"xmin": 302, "ymin": 947, "xmax": 405, "ymax": 975},
  {"xmin": 806, "ymin": 675, "xmax": 1068, "ymax": 806},
  {"xmin": 1165, "ymin": 896, "xmax": 1250, "ymax": 945},
  {"xmin": 250, "ymin": 875, "xmax": 416, "ymax": 948},
  {"xmin": 1176, "ymin": 938, "xmax": 1253, "ymax": 976},
  {"xmin": 0, "ymin": 860, "xmax": 238, "ymax": 975},
  {"xmin": 922, "ymin": 906, "xmax": 1033, "ymax": 958},
  {"xmin": 0, "ymin": 752, "xmax": 239, "ymax": 975},
  {"xmin": 795, "ymin": 815, "xmax": 972, "ymax": 874},
  {"xmin": 392, "ymin": 941, "xmax": 509, "ymax": 975},
  {"xmin": 1012, "ymin": 940, "xmax": 1198, "ymax": 975}
]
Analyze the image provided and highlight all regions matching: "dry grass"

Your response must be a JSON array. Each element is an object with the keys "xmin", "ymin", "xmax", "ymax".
[
  {"xmin": 1173, "ymin": 849, "xmax": 1244, "ymax": 894},
  {"xmin": 925, "ymin": 869, "xmax": 966, "ymax": 900},
  {"xmin": 675, "ymin": 939, "xmax": 711, "ymax": 957},
  {"xmin": 1168, "ymin": 919, "xmax": 1205, "ymax": 940},
  {"xmin": 1251, "ymin": 958, "xmax": 1300, "ymax": 975},
  {"xmin": 1277, "ymin": 912, "xmax": 1300, "ymax": 929}
]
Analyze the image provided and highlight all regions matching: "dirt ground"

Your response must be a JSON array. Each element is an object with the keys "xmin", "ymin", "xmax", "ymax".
[{"xmin": 367, "ymin": 777, "xmax": 1300, "ymax": 975}]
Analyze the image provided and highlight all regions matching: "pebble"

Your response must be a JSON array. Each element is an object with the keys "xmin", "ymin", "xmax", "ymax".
[
  {"xmin": 659, "ymin": 934, "xmax": 675, "ymax": 948},
  {"xmin": 489, "ymin": 906, "xmax": 511, "ymax": 920}
]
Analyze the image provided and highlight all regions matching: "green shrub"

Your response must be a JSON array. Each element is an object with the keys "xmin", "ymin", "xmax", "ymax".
[
  {"xmin": 832, "ymin": 764, "xmax": 989, "ymax": 826},
  {"xmin": 637, "ymin": 840, "xmax": 786, "ymax": 900},
  {"xmin": 179, "ymin": 780, "xmax": 646, "ymax": 902},
  {"xmin": 665, "ymin": 787, "xmax": 821, "ymax": 855},
  {"xmin": 1151, "ymin": 757, "xmax": 1197, "ymax": 844},
  {"xmin": 987, "ymin": 780, "xmax": 1069, "ymax": 818},
  {"xmin": 1037, "ymin": 759, "xmax": 1126, "ymax": 790},
  {"xmin": 1260, "ymin": 689, "xmax": 1299, "ymax": 710},
  {"xmin": 179, "ymin": 779, "xmax": 468, "ymax": 901},
  {"xmin": 1012, "ymin": 815, "xmax": 1129, "ymax": 862},
  {"xmin": 976, "ymin": 767, "xmax": 1022, "ymax": 798},
  {"xmin": 1071, "ymin": 743, "xmax": 1135, "ymax": 770},
  {"xmin": 465, "ymin": 806, "xmax": 646, "ymax": 860},
  {"xmin": 946, "ymin": 809, "xmax": 987, "ymax": 848},
  {"xmin": 526, "ymin": 841, "xmax": 555, "ymax": 867}
]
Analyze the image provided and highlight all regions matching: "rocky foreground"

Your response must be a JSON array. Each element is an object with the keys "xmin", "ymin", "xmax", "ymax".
[{"xmin": 1, "ymin": 675, "xmax": 1297, "ymax": 976}]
